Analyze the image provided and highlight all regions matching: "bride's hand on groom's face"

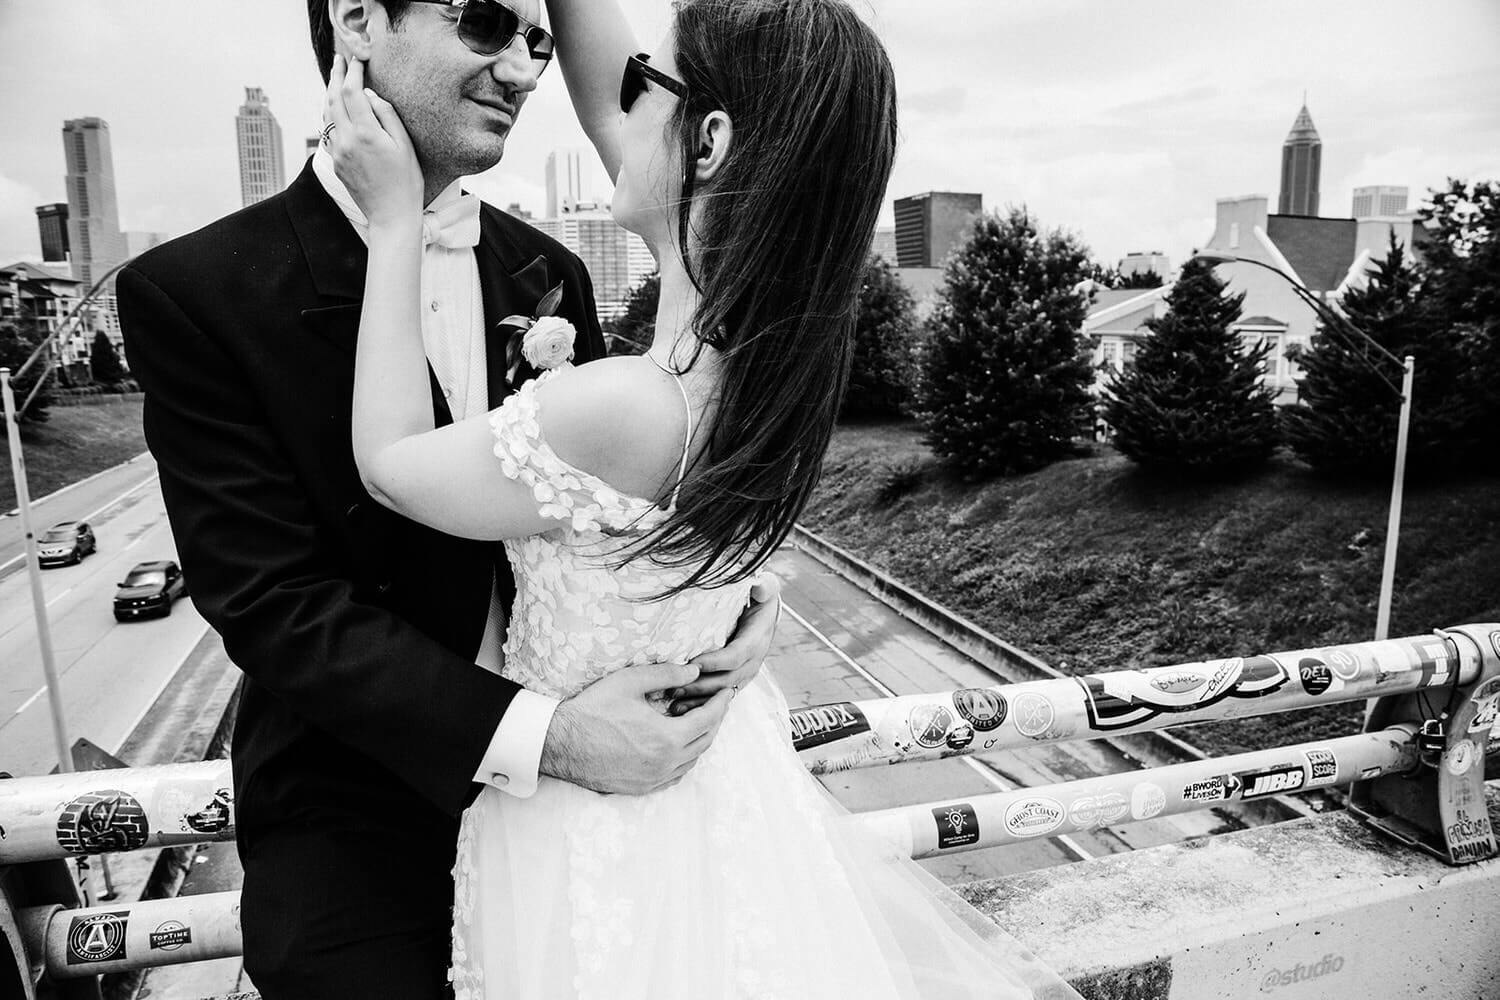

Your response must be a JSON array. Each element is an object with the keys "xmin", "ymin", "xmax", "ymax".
[
  {"xmin": 667, "ymin": 573, "xmax": 783, "ymax": 716},
  {"xmin": 325, "ymin": 53, "xmax": 423, "ymax": 228}
]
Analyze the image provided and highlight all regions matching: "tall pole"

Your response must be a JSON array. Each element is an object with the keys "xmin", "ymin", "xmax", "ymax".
[
  {"xmin": 1, "ymin": 369, "xmax": 73, "ymax": 774},
  {"xmin": 1375, "ymin": 355, "xmax": 1416, "ymax": 641}
]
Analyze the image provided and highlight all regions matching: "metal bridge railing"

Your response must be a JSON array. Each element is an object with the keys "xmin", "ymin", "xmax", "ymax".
[{"xmin": 2, "ymin": 623, "xmax": 1497, "ymax": 996}]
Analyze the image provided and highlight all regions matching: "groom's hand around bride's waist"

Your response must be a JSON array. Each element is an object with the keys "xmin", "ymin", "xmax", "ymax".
[
  {"xmin": 668, "ymin": 572, "xmax": 782, "ymax": 716},
  {"xmin": 539, "ymin": 661, "xmax": 734, "ymax": 795}
]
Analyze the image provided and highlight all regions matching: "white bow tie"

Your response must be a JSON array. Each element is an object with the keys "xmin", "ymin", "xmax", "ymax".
[{"xmin": 422, "ymin": 193, "xmax": 482, "ymax": 249}]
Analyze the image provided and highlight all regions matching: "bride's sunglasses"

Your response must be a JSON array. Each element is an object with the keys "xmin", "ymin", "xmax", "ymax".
[
  {"xmin": 619, "ymin": 53, "xmax": 689, "ymax": 113},
  {"xmin": 408, "ymin": 0, "xmax": 554, "ymax": 69}
]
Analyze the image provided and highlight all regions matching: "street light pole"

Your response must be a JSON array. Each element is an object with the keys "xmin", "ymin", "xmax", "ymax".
[
  {"xmin": 1, "ymin": 368, "xmax": 74, "ymax": 775},
  {"xmin": 1190, "ymin": 251, "xmax": 1412, "ymax": 640},
  {"xmin": 1375, "ymin": 355, "xmax": 1415, "ymax": 640}
]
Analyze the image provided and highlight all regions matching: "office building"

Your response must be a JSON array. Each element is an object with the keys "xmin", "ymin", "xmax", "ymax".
[
  {"xmin": 35, "ymin": 203, "xmax": 69, "ymax": 263},
  {"xmin": 1119, "ymin": 252, "xmax": 1169, "ymax": 280},
  {"xmin": 870, "ymin": 226, "xmax": 898, "ymax": 264},
  {"xmin": 62, "ymin": 117, "xmax": 128, "ymax": 289},
  {"xmin": 1278, "ymin": 103, "xmax": 1321, "ymax": 216},
  {"xmin": 1352, "ymin": 186, "xmax": 1408, "ymax": 218},
  {"xmin": 545, "ymin": 148, "xmax": 610, "ymax": 217},
  {"xmin": 237, "ymin": 87, "xmax": 286, "ymax": 207},
  {"xmin": 533, "ymin": 212, "xmax": 654, "ymax": 322},
  {"xmin": 893, "ymin": 192, "xmax": 982, "ymax": 268}
]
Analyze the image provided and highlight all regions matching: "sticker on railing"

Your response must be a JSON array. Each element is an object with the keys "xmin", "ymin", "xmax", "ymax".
[
  {"xmin": 1130, "ymin": 782, "xmax": 1166, "ymax": 819},
  {"xmin": 933, "ymin": 803, "xmax": 980, "ymax": 850},
  {"xmin": 905, "ymin": 704, "xmax": 954, "ymax": 751},
  {"xmin": 1238, "ymin": 764, "xmax": 1306, "ymax": 799},
  {"xmin": 1180, "ymin": 773, "xmax": 1241, "ymax": 803},
  {"xmin": 1442, "ymin": 739, "xmax": 1476, "ymax": 777},
  {"xmin": 1447, "ymin": 809, "xmax": 1493, "ymax": 863},
  {"xmin": 790, "ymin": 703, "xmax": 870, "ymax": 752},
  {"xmin": 149, "ymin": 920, "xmax": 192, "ymax": 951},
  {"xmin": 1068, "ymin": 792, "xmax": 1128, "ymax": 829},
  {"xmin": 1004, "ymin": 797, "xmax": 1065, "ymax": 838},
  {"xmin": 952, "ymin": 689, "xmax": 1007, "ymax": 731},
  {"xmin": 1295, "ymin": 657, "xmax": 1334, "ymax": 696},
  {"xmin": 1076, "ymin": 656, "xmax": 1288, "ymax": 731},
  {"xmin": 1303, "ymin": 748, "xmax": 1338, "ymax": 787},
  {"xmin": 56, "ymin": 790, "xmax": 150, "ymax": 855},
  {"xmin": 67, "ymin": 911, "xmax": 130, "ymax": 965},
  {"xmin": 1010, "ymin": 692, "xmax": 1055, "ymax": 738}
]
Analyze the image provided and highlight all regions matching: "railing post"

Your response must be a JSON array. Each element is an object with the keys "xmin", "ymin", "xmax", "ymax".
[
  {"xmin": 1353, "ymin": 623, "xmax": 1500, "ymax": 864},
  {"xmin": 0, "ymin": 859, "xmax": 100, "ymax": 999}
]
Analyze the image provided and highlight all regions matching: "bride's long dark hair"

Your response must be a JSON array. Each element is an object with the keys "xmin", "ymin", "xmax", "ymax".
[{"xmin": 624, "ymin": 0, "xmax": 898, "ymax": 595}]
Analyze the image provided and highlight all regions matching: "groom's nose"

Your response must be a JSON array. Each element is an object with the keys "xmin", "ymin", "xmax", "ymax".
[{"xmin": 490, "ymin": 34, "xmax": 539, "ymax": 94}]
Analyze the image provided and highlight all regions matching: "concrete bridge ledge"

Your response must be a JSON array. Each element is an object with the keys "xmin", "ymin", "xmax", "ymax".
[{"xmin": 960, "ymin": 785, "xmax": 1500, "ymax": 999}]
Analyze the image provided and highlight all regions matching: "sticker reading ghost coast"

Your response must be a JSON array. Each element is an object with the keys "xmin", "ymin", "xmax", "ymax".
[{"xmin": 1076, "ymin": 655, "xmax": 1288, "ymax": 731}]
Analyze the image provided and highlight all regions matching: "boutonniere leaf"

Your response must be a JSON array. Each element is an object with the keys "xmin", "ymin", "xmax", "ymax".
[{"xmin": 536, "ymin": 281, "xmax": 565, "ymax": 319}]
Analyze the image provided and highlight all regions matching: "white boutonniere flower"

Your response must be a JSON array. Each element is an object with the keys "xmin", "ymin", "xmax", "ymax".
[{"xmin": 498, "ymin": 281, "xmax": 575, "ymax": 383}]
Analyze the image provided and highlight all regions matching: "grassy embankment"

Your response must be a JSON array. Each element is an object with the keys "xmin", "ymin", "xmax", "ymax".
[
  {"xmin": 803, "ymin": 422, "xmax": 1500, "ymax": 757},
  {"xmin": 0, "ymin": 398, "xmax": 146, "ymax": 512}
]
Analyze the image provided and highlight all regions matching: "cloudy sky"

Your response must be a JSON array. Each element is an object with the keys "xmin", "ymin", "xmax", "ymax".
[{"xmin": 2, "ymin": 0, "xmax": 1498, "ymax": 270}]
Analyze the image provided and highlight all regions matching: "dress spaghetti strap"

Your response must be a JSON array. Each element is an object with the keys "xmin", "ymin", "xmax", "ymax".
[{"xmin": 646, "ymin": 354, "xmax": 694, "ymax": 508}]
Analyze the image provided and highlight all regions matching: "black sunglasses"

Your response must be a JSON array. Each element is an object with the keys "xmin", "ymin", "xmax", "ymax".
[
  {"xmin": 619, "ymin": 53, "xmax": 689, "ymax": 113},
  {"xmin": 408, "ymin": 0, "xmax": 554, "ymax": 67}
]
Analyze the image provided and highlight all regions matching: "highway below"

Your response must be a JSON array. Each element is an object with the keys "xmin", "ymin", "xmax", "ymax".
[{"xmin": 0, "ymin": 457, "xmax": 210, "ymax": 777}]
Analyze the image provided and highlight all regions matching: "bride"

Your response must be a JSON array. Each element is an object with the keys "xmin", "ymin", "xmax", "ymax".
[{"xmin": 326, "ymin": 0, "xmax": 1080, "ymax": 996}]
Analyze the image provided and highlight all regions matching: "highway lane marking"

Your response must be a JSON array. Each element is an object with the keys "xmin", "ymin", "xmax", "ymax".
[
  {"xmin": 0, "ymin": 472, "xmax": 161, "ymax": 576},
  {"xmin": 109, "ymin": 619, "xmax": 212, "ymax": 755},
  {"xmin": 14, "ymin": 685, "xmax": 46, "ymax": 717},
  {"xmin": 781, "ymin": 599, "xmax": 1097, "ymax": 863},
  {"xmin": 45, "ymin": 586, "xmax": 73, "ymax": 608}
]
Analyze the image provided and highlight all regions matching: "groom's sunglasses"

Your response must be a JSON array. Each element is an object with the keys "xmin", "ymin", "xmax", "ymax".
[
  {"xmin": 620, "ymin": 53, "xmax": 689, "ymax": 113},
  {"xmin": 408, "ymin": 0, "xmax": 554, "ymax": 68}
]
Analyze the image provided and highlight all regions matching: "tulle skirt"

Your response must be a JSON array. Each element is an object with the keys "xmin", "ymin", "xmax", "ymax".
[{"xmin": 450, "ymin": 670, "xmax": 1080, "ymax": 1000}]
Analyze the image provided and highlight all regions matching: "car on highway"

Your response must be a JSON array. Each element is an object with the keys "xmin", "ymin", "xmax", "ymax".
[
  {"xmin": 37, "ymin": 521, "xmax": 97, "ymax": 567},
  {"xmin": 113, "ymin": 560, "xmax": 188, "ymax": 621}
]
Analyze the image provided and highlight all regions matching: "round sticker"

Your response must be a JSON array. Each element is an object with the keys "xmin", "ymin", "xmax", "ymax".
[
  {"xmin": 1003, "ymin": 796, "xmax": 1065, "ymax": 838},
  {"xmin": 908, "ymin": 704, "xmax": 954, "ymax": 750},
  {"xmin": 1322, "ymin": 648, "xmax": 1363, "ymax": 681},
  {"xmin": 952, "ymin": 689, "xmax": 1008, "ymax": 732},
  {"xmin": 1131, "ymin": 782, "xmax": 1166, "ymax": 820},
  {"xmin": 1011, "ymin": 692, "xmax": 1055, "ymax": 739},
  {"xmin": 1298, "ymin": 657, "xmax": 1333, "ymax": 696},
  {"xmin": 1444, "ymin": 739, "xmax": 1476, "ymax": 777},
  {"xmin": 945, "ymin": 723, "xmax": 975, "ymax": 751}
]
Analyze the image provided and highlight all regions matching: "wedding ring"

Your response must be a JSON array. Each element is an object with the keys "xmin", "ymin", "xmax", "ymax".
[{"xmin": 320, "ymin": 122, "xmax": 337, "ymax": 146}]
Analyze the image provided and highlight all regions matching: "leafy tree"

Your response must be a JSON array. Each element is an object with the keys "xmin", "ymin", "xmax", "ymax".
[
  {"xmin": 1417, "ymin": 179, "xmax": 1500, "ymax": 455},
  {"xmin": 0, "ymin": 318, "xmax": 53, "ymax": 422},
  {"xmin": 604, "ymin": 272, "xmax": 658, "ymax": 357},
  {"xmin": 1283, "ymin": 235, "xmax": 1471, "ymax": 474},
  {"xmin": 90, "ymin": 331, "xmax": 127, "ymax": 385},
  {"xmin": 1102, "ymin": 257, "xmax": 1278, "ymax": 473},
  {"xmin": 1120, "ymin": 269, "xmax": 1164, "ymax": 289},
  {"xmin": 843, "ymin": 254, "xmax": 918, "ymax": 420},
  {"xmin": 916, "ymin": 207, "xmax": 1094, "ymax": 478}
]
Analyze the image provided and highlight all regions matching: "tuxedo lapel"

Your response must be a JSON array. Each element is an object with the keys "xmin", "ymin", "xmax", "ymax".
[
  {"xmin": 477, "ymin": 207, "xmax": 553, "ymax": 408},
  {"xmin": 287, "ymin": 162, "xmax": 453, "ymax": 425}
]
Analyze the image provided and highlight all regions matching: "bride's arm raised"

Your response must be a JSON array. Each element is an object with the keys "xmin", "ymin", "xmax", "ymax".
[{"xmin": 545, "ymin": 0, "xmax": 639, "ymax": 181}]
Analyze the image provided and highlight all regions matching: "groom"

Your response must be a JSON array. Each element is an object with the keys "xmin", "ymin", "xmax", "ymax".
[{"xmin": 117, "ymin": 1, "xmax": 776, "ymax": 996}]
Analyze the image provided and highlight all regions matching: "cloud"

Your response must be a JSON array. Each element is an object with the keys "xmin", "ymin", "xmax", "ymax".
[
  {"xmin": 0, "ymin": 172, "xmax": 43, "ymax": 264},
  {"xmin": 902, "ymin": 87, "xmax": 967, "ymax": 118}
]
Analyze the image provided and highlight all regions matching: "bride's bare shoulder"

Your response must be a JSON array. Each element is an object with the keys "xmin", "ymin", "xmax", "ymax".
[{"xmin": 532, "ymin": 357, "xmax": 691, "ymax": 500}]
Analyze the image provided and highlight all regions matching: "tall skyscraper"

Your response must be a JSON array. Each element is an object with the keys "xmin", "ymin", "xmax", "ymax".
[
  {"xmin": 1278, "ymin": 103, "xmax": 1321, "ymax": 217},
  {"xmin": 893, "ymin": 192, "xmax": 982, "ymax": 268},
  {"xmin": 35, "ymin": 203, "xmax": 69, "ymax": 262},
  {"xmin": 62, "ymin": 117, "xmax": 127, "ymax": 289},
  {"xmin": 237, "ymin": 87, "xmax": 286, "ymax": 207},
  {"xmin": 545, "ymin": 148, "xmax": 610, "ymax": 216},
  {"xmin": 1352, "ymin": 186, "xmax": 1408, "ymax": 218}
]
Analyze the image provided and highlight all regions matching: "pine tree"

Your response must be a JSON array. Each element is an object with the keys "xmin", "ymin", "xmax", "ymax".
[
  {"xmin": 1283, "ymin": 235, "xmax": 1471, "ymax": 474},
  {"xmin": 604, "ymin": 272, "xmax": 658, "ymax": 357},
  {"xmin": 1102, "ymin": 257, "xmax": 1279, "ymax": 474},
  {"xmin": 916, "ymin": 207, "xmax": 1094, "ymax": 478},
  {"xmin": 90, "ymin": 331, "xmax": 127, "ymax": 385},
  {"xmin": 843, "ymin": 254, "xmax": 918, "ymax": 420},
  {"xmin": 1418, "ymin": 179, "xmax": 1500, "ymax": 457}
]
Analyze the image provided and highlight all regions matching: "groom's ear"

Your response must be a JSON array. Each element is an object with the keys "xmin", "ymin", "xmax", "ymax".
[
  {"xmin": 329, "ymin": 0, "xmax": 377, "ymax": 61},
  {"xmin": 693, "ymin": 111, "xmax": 734, "ymax": 185}
]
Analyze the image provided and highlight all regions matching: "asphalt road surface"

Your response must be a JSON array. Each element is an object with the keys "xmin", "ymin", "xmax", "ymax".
[{"xmin": 0, "ymin": 460, "xmax": 209, "ymax": 777}]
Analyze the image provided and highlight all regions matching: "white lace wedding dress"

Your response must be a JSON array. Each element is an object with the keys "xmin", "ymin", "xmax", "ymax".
[{"xmin": 449, "ymin": 369, "xmax": 1079, "ymax": 1000}]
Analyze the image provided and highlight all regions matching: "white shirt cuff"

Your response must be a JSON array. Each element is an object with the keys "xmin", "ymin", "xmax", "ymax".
[{"xmin": 474, "ymin": 689, "xmax": 559, "ymax": 798}]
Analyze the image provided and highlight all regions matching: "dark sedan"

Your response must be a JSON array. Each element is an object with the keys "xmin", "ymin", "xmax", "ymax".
[
  {"xmin": 113, "ymin": 560, "xmax": 188, "ymax": 621},
  {"xmin": 38, "ymin": 521, "xmax": 97, "ymax": 567}
]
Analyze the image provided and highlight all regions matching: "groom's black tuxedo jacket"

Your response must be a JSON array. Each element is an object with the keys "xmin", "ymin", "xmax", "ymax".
[{"xmin": 119, "ymin": 161, "xmax": 605, "ymax": 859}]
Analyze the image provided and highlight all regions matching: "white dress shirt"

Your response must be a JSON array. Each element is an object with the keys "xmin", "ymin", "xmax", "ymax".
[{"xmin": 312, "ymin": 148, "xmax": 557, "ymax": 797}]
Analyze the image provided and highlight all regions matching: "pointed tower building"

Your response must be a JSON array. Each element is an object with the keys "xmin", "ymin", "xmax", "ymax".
[{"xmin": 1278, "ymin": 103, "xmax": 1321, "ymax": 217}]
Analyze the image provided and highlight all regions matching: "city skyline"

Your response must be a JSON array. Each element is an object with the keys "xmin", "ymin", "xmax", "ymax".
[
  {"xmin": 1, "ymin": 0, "xmax": 1497, "ymax": 270},
  {"xmin": 236, "ymin": 86, "xmax": 287, "ymax": 208}
]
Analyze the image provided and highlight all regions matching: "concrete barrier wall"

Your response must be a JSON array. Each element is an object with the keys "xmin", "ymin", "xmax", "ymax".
[{"xmin": 962, "ymin": 785, "xmax": 1500, "ymax": 999}]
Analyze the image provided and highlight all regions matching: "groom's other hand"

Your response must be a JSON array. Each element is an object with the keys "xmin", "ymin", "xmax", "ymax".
[
  {"xmin": 668, "ymin": 572, "xmax": 782, "ymax": 715},
  {"xmin": 541, "ymin": 662, "xmax": 733, "ymax": 795}
]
